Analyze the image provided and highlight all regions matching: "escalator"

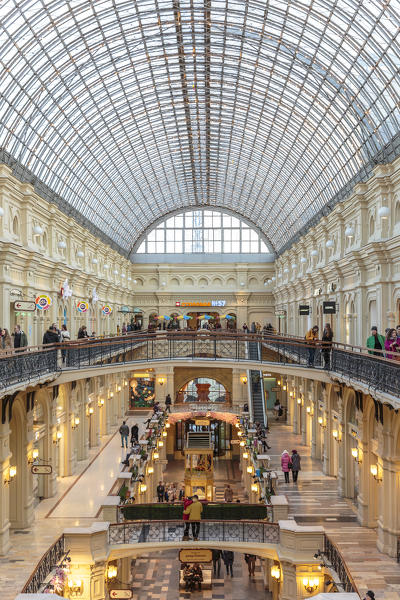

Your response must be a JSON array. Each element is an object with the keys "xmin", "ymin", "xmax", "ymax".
[{"xmin": 248, "ymin": 341, "xmax": 267, "ymax": 426}]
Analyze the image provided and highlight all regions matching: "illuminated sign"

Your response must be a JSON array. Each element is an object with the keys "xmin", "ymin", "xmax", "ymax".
[
  {"xmin": 179, "ymin": 549, "xmax": 212, "ymax": 563},
  {"xmin": 195, "ymin": 419, "xmax": 210, "ymax": 426},
  {"xmin": 176, "ymin": 300, "xmax": 226, "ymax": 307}
]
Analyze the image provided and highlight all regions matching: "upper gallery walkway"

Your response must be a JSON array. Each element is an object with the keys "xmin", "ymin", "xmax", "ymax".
[
  {"xmin": 268, "ymin": 422, "xmax": 400, "ymax": 600},
  {"xmin": 1, "ymin": 331, "xmax": 399, "ymax": 409}
]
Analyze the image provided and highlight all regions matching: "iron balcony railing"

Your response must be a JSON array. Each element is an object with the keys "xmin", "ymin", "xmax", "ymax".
[
  {"xmin": 323, "ymin": 534, "xmax": 360, "ymax": 595},
  {"xmin": 21, "ymin": 534, "xmax": 66, "ymax": 594},
  {"xmin": 108, "ymin": 519, "xmax": 280, "ymax": 546},
  {"xmin": 118, "ymin": 502, "xmax": 272, "ymax": 522},
  {"xmin": 1, "ymin": 330, "xmax": 399, "ymax": 402}
]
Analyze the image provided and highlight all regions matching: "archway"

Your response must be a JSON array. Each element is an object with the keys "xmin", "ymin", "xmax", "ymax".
[
  {"xmin": 9, "ymin": 398, "xmax": 33, "ymax": 529},
  {"xmin": 343, "ymin": 390, "xmax": 359, "ymax": 501},
  {"xmin": 176, "ymin": 378, "xmax": 230, "ymax": 404},
  {"xmin": 32, "ymin": 390, "xmax": 55, "ymax": 501}
]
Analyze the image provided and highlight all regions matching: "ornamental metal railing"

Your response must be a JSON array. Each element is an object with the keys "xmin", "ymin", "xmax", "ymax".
[
  {"xmin": 323, "ymin": 534, "xmax": 360, "ymax": 595},
  {"xmin": 108, "ymin": 519, "xmax": 280, "ymax": 546},
  {"xmin": 1, "ymin": 330, "xmax": 400, "ymax": 402},
  {"xmin": 21, "ymin": 534, "xmax": 66, "ymax": 594}
]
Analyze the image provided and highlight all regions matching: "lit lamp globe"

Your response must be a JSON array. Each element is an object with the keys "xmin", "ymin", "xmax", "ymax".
[
  {"xmin": 325, "ymin": 240, "xmax": 334, "ymax": 248},
  {"xmin": 345, "ymin": 226, "xmax": 355, "ymax": 238},
  {"xmin": 378, "ymin": 206, "xmax": 390, "ymax": 218},
  {"xmin": 300, "ymin": 256, "xmax": 307, "ymax": 263},
  {"xmin": 310, "ymin": 249, "xmax": 318, "ymax": 257}
]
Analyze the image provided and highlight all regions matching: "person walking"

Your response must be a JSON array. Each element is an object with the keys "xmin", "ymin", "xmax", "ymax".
[
  {"xmin": 43, "ymin": 324, "xmax": 60, "ymax": 344},
  {"xmin": 291, "ymin": 449, "xmax": 301, "ymax": 483},
  {"xmin": 212, "ymin": 549, "xmax": 222, "ymax": 577},
  {"xmin": 366, "ymin": 326, "xmax": 385, "ymax": 356},
  {"xmin": 244, "ymin": 553, "xmax": 256, "ymax": 577},
  {"xmin": 321, "ymin": 323, "xmax": 333, "ymax": 369},
  {"xmin": 130, "ymin": 423, "xmax": 139, "ymax": 445},
  {"xmin": 156, "ymin": 481, "xmax": 165, "ymax": 503},
  {"xmin": 13, "ymin": 324, "xmax": 28, "ymax": 349},
  {"xmin": 363, "ymin": 592, "xmax": 375, "ymax": 600},
  {"xmin": 281, "ymin": 450, "xmax": 291, "ymax": 483},
  {"xmin": 273, "ymin": 398, "xmax": 282, "ymax": 420},
  {"xmin": 183, "ymin": 494, "xmax": 202, "ymax": 540},
  {"xmin": 119, "ymin": 421, "xmax": 129, "ymax": 448},
  {"xmin": 165, "ymin": 393, "xmax": 172, "ymax": 413},
  {"xmin": 222, "ymin": 550, "xmax": 234, "ymax": 577},
  {"xmin": 305, "ymin": 325, "xmax": 319, "ymax": 367},
  {"xmin": 224, "ymin": 484, "xmax": 234, "ymax": 502},
  {"xmin": 1, "ymin": 328, "xmax": 12, "ymax": 350}
]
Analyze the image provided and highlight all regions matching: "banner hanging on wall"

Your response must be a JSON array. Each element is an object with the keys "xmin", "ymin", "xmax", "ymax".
[
  {"xmin": 35, "ymin": 294, "xmax": 52, "ymax": 310},
  {"xmin": 77, "ymin": 300, "xmax": 89, "ymax": 313},
  {"xmin": 102, "ymin": 305, "xmax": 113, "ymax": 315}
]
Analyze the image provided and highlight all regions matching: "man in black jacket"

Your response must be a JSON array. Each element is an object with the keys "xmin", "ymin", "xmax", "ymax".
[
  {"xmin": 43, "ymin": 325, "xmax": 60, "ymax": 345},
  {"xmin": 157, "ymin": 481, "xmax": 165, "ymax": 502}
]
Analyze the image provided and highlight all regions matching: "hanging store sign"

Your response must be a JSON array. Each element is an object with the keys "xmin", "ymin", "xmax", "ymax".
[
  {"xmin": 36, "ymin": 294, "xmax": 52, "ymax": 310},
  {"xmin": 14, "ymin": 301, "xmax": 36, "ymax": 311},
  {"xmin": 323, "ymin": 301, "xmax": 337, "ymax": 314},
  {"xmin": 102, "ymin": 305, "xmax": 113, "ymax": 315},
  {"xmin": 179, "ymin": 549, "xmax": 212, "ymax": 563},
  {"xmin": 194, "ymin": 419, "xmax": 210, "ymax": 426},
  {"xmin": 31, "ymin": 464, "xmax": 52, "ymax": 475},
  {"xmin": 77, "ymin": 300, "xmax": 89, "ymax": 313},
  {"xmin": 299, "ymin": 305, "xmax": 310, "ymax": 315},
  {"xmin": 176, "ymin": 300, "xmax": 226, "ymax": 307},
  {"xmin": 109, "ymin": 590, "xmax": 133, "ymax": 599}
]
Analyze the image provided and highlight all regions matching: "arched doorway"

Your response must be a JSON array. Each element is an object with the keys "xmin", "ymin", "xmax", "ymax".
[
  {"xmin": 9, "ymin": 398, "xmax": 33, "ymax": 529},
  {"xmin": 176, "ymin": 378, "xmax": 229, "ymax": 404},
  {"xmin": 343, "ymin": 391, "xmax": 359, "ymax": 501}
]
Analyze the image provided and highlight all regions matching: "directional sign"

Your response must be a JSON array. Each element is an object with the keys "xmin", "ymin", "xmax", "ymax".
[
  {"xmin": 14, "ymin": 301, "xmax": 36, "ymax": 311},
  {"xmin": 109, "ymin": 590, "xmax": 133, "ymax": 599},
  {"xmin": 31, "ymin": 464, "xmax": 52, "ymax": 475}
]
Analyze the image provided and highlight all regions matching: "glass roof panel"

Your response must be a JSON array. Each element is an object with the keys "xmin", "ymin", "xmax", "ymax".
[{"xmin": 0, "ymin": 0, "xmax": 399, "ymax": 256}]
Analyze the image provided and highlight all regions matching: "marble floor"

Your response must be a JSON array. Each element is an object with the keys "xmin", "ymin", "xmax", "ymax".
[
  {"xmin": 128, "ymin": 549, "xmax": 271, "ymax": 600},
  {"xmin": 267, "ymin": 421, "xmax": 400, "ymax": 600}
]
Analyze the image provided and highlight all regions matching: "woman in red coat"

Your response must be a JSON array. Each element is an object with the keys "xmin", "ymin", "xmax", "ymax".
[{"xmin": 281, "ymin": 450, "xmax": 291, "ymax": 483}]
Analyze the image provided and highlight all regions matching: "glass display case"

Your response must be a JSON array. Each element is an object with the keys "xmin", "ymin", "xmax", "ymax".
[{"xmin": 184, "ymin": 449, "xmax": 214, "ymax": 501}]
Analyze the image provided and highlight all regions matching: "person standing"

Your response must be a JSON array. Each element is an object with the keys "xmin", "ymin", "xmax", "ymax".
[
  {"xmin": 363, "ymin": 592, "xmax": 375, "ymax": 600},
  {"xmin": 119, "ymin": 421, "xmax": 129, "ymax": 448},
  {"xmin": 291, "ymin": 449, "xmax": 301, "ymax": 483},
  {"xmin": 43, "ymin": 324, "xmax": 60, "ymax": 344},
  {"xmin": 13, "ymin": 324, "xmax": 28, "ymax": 349},
  {"xmin": 321, "ymin": 323, "xmax": 333, "ymax": 369},
  {"xmin": 245, "ymin": 553, "xmax": 256, "ymax": 577},
  {"xmin": 212, "ymin": 549, "xmax": 222, "ymax": 577},
  {"xmin": 224, "ymin": 484, "xmax": 233, "ymax": 502},
  {"xmin": 183, "ymin": 494, "xmax": 202, "ymax": 540},
  {"xmin": 130, "ymin": 423, "xmax": 139, "ymax": 445},
  {"xmin": 273, "ymin": 398, "xmax": 282, "ymax": 420},
  {"xmin": 1, "ymin": 328, "xmax": 12, "ymax": 350},
  {"xmin": 78, "ymin": 325, "xmax": 89, "ymax": 339},
  {"xmin": 156, "ymin": 481, "xmax": 165, "ymax": 503},
  {"xmin": 305, "ymin": 326, "xmax": 319, "ymax": 367},
  {"xmin": 384, "ymin": 328, "xmax": 400, "ymax": 360},
  {"xmin": 281, "ymin": 450, "xmax": 291, "ymax": 483},
  {"xmin": 165, "ymin": 393, "xmax": 172, "ymax": 413},
  {"xmin": 222, "ymin": 550, "xmax": 234, "ymax": 577},
  {"xmin": 366, "ymin": 326, "xmax": 385, "ymax": 356}
]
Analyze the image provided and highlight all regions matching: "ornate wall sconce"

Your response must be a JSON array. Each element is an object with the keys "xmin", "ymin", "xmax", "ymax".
[
  {"xmin": 351, "ymin": 448, "xmax": 362, "ymax": 464},
  {"xmin": 332, "ymin": 429, "xmax": 341, "ymax": 443},
  {"xmin": 318, "ymin": 416, "xmax": 326, "ymax": 429},
  {"xmin": 270, "ymin": 564, "xmax": 281, "ymax": 582},
  {"xmin": 158, "ymin": 377, "xmax": 166, "ymax": 386},
  {"xmin": 67, "ymin": 579, "xmax": 83, "ymax": 596},
  {"xmin": 162, "ymin": 430, "xmax": 167, "ymax": 437},
  {"xmin": 87, "ymin": 406, "xmax": 94, "ymax": 416},
  {"xmin": 53, "ymin": 430, "xmax": 63, "ymax": 445},
  {"xmin": 157, "ymin": 440, "xmax": 164, "ymax": 448},
  {"xmin": 118, "ymin": 385, "xmax": 122, "ymax": 392},
  {"xmin": 241, "ymin": 376, "xmax": 248, "ymax": 384},
  {"xmin": 165, "ymin": 422, "xmax": 170, "ymax": 428},
  {"xmin": 247, "ymin": 466, "xmax": 254, "ymax": 474},
  {"xmin": 282, "ymin": 385, "xmax": 287, "ymax": 391},
  {"xmin": 140, "ymin": 483, "xmax": 147, "ymax": 493},
  {"xmin": 251, "ymin": 483, "xmax": 258, "ymax": 493},
  {"xmin": 4, "ymin": 465, "xmax": 16, "ymax": 485},
  {"xmin": 98, "ymin": 398, "xmax": 105, "ymax": 407},
  {"xmin": 28, "ymin": 449, "xmax": 39, "ymax": 465},
  {"xmin": 239, "ymin": 440, "xmax": 246, "ymax": 447},
  {"xmin": 147, "ymin": 466, "xmax": 154, "ymax": 474},
  {"xmin": 370, "ymin": 464, "xmax": 382, "ymax": 482},
  {"xmin": 243, "ymin": 451, "xmax": 249, "ymax": 459},
  {"xmin": 153, "ymin": 451, "xmax": 160, "ymax": 460},
  {"xmin": 303, "ymin": 577, "xmax": 319, "ymax": 593},
  {"xmin": 72, "ymin": 417, "xmax": 80, "ymax": 430},
  {"xmin": 106, "ymin": 563, "xmax": 118, "ymax": 583}
]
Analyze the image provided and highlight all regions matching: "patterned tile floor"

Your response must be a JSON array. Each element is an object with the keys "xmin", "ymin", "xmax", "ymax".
[
  {"xmin": 129, "ymin": 550, "xmax": 271, "ymax": 600},
  {"xmin": 267, "ymin": 421, "xmax": 400, "ymax": 600}
]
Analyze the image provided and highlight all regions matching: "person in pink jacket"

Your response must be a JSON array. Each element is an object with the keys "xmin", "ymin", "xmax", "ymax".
[{"xmin": 281, "ymin": 450, "xmax": 291, "ymax": 483}]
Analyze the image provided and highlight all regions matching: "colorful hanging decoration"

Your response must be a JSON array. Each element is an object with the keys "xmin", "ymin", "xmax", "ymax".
[
  {"xmin": 36, "ymin": 294, "xmax": 52, "ymax": 310},
  {"xmin": 77, "ymin": 300, "xmax": 89, "ymax": 313},
  {"xmin": 102, "ymin": 305, "xmax": 112, "ymax": 315}
]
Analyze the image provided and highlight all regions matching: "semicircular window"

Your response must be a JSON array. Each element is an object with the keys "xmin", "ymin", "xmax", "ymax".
[{"xmin": 136, "ymin": 210, "xmax": 269, "ymax": 254}]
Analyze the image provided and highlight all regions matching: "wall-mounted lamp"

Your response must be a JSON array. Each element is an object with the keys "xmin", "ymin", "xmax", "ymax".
[
  {"xmin": 306, "ymin": 406, "xmax": 313, "ymax": 416},
  {"xmin": 241, "ymin": 376, "xmax": 248, "ymax": 384},
  {"xmin": 243, "ymin": 452, "xmax": 249, "ymax": 459},
  {"xmin": 247, "ymin": 466, "xmax": 254, "ymax": 474},
  {"xmin": 332, "ymin": 429, "xmax": 341, "ymax": 443},
  {"xmin": 140, "ymin": 483, "xmax": 147, "ymax": 493},
  {"xmin": 277, "ymin": 380, "xmax": 281, "ymax": 385},
  {"xmin": 4, "ymin": 465, "xmax": 17, "ymax": 485},
  {"xmin": 166, "ymin": 422, "xmax": 171, "ymax": 429},
  {"xmin": 158, "ymin": 377, "xmax": 166, "ymax": 386},
  {"xmin": 157, "ymin": 440, "xmax": 164, "ymax": 448},
  {"xmin": 72, "ymin": 417, "xmax": 80, "ymax": 430},
  {"xmin": 303, "ymin": 577, "xmax": 319, "ymax": 593},
  {"xmin": 378, "ymin": 206, "xmax": 390, "ymax": 219},
  {"xmin": 351, "ymin": 448, "xmax": 362, "ymax": 464},
  {"xmin": 251, "ymin": 483, "xmax": 258, "ymax": 493},
  {"xmin": 283, "ymin": 385, "xmax": 287, "ymax": 391},
  {"xmin": 98, "ymin": 398, "xmax": 105, "ymax": 407},
  {"xmin": 297, "ymin": 398, "xmax": 302, "ymax": 405},
  {"xmin": 239, "ymin": 440, "xmax": 246, "ymax": 447},
  {"xmin": 162, "ymin": 430, "xmax": 167, "ymax": 437},
  {"xmin": 124, "ymin": 380, "xmax": 128, "ymax": 387},
  {"xmin": 147, "ymin": 466, "xmax": 154, "ymax": 474},
  {"xmin": 235, "ymin": 422, "xmax": 240, "ymax": 428},
  {"xmin": 318, "ymin": 416, "xmax": 326, "ymax": 429},
  {"xmin": 106, "ymin": 563, "xmax": 118, "ymax": 582},
  {"xmin": 28, "ymin": 449, "xmax": 39, "ymax": 465},
  {"xmin": 289, "ymin": 391, "xmax": 293, "ymax": 398},
  {"xmin": 109, "ymin": 392, "xmax": 114, "ymax": 398},
  {"xmin": 270, "ymin": 565, "xmax": 281, "ymax": 582},
  {"xmin": 67, "ymin": 579, "xmax": 83, "ymax": 596},
  {"xmin": 153, "ymin": 451, "xmax": 159, "ymax": 460},
  {"xmin": 370, "ymin": 464, "xmax": 382, "ymax": 482},
  {"xmin": 87, "ymin": 406, "xmax": 94, "ymax": 416},
  {"xmin": 53, "ymin": 431, "xmax": 63, "ymax": 445},
  {"xmin": 118, "ymin": 385, "xmax": 122, "ymax": 392}
]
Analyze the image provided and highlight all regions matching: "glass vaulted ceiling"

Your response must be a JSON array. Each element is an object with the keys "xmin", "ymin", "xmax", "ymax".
[{"xmin": 0, "ymin": 0, "xmax": 399, "ymax": 257}]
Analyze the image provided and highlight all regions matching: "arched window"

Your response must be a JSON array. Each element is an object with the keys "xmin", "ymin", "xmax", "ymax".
[
  {"xmin": 136, "ymin": 210, "xmax": 269, "ymax": 254},
  {"xmin": 395, "ymin": 201, "xmax": 400, "ymax": 224},
  {"xmin": 12, "ymin": 215, "xmax": 19, "ymax": 236}
]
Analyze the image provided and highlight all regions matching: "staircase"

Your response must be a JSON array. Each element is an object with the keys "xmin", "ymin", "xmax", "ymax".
[
  {"xmin": 187, "ymin": 431, "xmax": 212, "ymax": 448},
  {"xmin": 248, "ymin": 341, "xmax": 266, "ymax": 425}
]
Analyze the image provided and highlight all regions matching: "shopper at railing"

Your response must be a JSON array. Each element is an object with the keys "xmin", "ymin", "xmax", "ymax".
[
  {"xmin": 366, "ymin": 326, "xmax": 385, "ymax": 356},
  {"xmin": 13, "ymin": 324, "xmax": 28, "ymax": 349},
  {"xmin": 77, "ymin": 325, "xmax": 89, "ymax": 339},
  {"xmin": 42, "ymin": 324, "xmax": 60, "ymax": 345},
  {"xmin": 1, "ymin": 328, "xmax": 12, "ymax": 350},
  {"xmin": 305, "ymin": 326, "xmax": 319, "ymax": 367},
  {"xmin": 384, "ymin": 328, "xmax": 400, "ymax": 360},
  {"xmin": 321, "ymin": 323, "xmax": 334, "ymax": 369}
]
